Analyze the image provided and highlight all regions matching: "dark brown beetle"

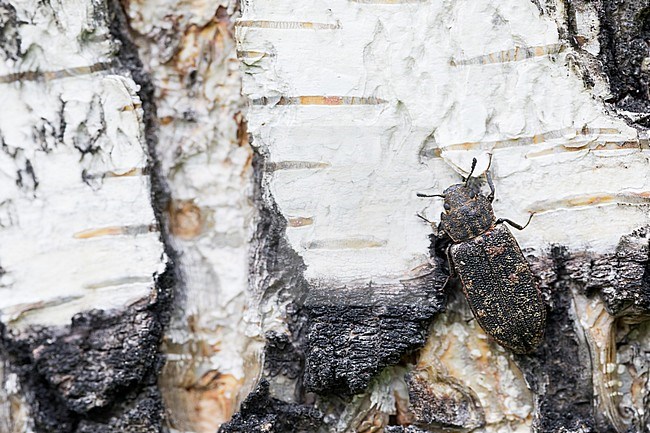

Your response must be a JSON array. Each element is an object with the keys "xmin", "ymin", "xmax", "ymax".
[{"xmin": 418, "ymin": 158, "xmax": 546, "ymax": 354}]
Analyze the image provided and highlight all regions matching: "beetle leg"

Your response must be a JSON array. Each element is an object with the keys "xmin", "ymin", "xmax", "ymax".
[
  {"xmin": 445, "ymin": 244, "xmax": 457, "ymax": 279},
  {"xmin": 416, "ymin": 213, "xmax": 434, "ymax": 224},
  {"xmin": 496, "ymin": 213, "xmax": 535, "ymax": 231}
]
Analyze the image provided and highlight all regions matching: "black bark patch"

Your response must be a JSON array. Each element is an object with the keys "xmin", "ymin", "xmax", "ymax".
[
  {"xmin": 32, "ymin": 306, "xmax": 161, "ymax": 413},
  {"xmin": 515, "ymin": 246, "xmax": 617, "ymax": 433},
  {"xmin": 577, "ymin": 227, "xmax": 649, "ymax": 315},
  {"xmin": 218, "ymin": 380, "xmax": 323, "ymax": 433},
  {"xmin": 514, "ymin": 285, "xmax": 598, "ymax": 432},
  {"xmin": 541, "ymin": 1, "xmax": 650, "ymax": 123},
  {"xmin": 300, "ymin": 233, "xmax": 447, "ymax": 396},
  {"xmin": 303, "ymin": 278, "xmax": 446, "ymax": 396},
  {"xmin": 596, "ymin": 0, "xmax": 650, "ymax": 111},
  {"xmin": 264, "ymin": 331, "xmax": 304, "ymax": 380},
  {"xmin": 301, "ymin": 234, "xmax": 447, "ymax": 397},
  {"xmin": 75, "ymin": 383, "xmax": 165, "ymax": 433},
  {"xmin": 0, "ymin": 266, "xmax": 174, "ymax": 433}
]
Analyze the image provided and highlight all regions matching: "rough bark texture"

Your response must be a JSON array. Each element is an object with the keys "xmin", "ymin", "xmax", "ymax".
[
  {"xmin": 303, "ymin": 280, "xmax": 446, "ymax": 396},
  {"xmin": 218, "ymin": 380, "xmax": 323, "ymax": 433},
  {"xmin": 119, "ymin": 0, "xmax": 255, "ymax": 429},
  {"xmin": 0, "ymin": 0, "xmax": 177, "ymax": 430},
  {"xmin": 1, "ymin": 0, "xmax": 650, "ymax": 432},
  {"xmin": 230, "ymin": 0, "xmax": 650, "ymax": 432},
  {"xmin": 596, "ymin": 0, "xmax": 650, "ymax": 113},
  {"xmin": 1, "ymin": 293, "xmax": 171, "ymax": 432}
]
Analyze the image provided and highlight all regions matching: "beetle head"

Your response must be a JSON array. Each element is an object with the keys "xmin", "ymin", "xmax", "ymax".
[
  {"xmin": 439, "ymin": 181, "xmax": 495, "ymax": 242},
  {"xmin": 417, "ymin": 157, "xmax": 496, "ymax": 241}
]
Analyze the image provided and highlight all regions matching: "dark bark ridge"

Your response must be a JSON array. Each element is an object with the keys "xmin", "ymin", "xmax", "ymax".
[
  {"xmin": 550, "ymin": 0, "xmax": 650, "ymax": 124},
  {"xmin": 518, "ymin": 226, "xmax": 650, "ymax": 433}
]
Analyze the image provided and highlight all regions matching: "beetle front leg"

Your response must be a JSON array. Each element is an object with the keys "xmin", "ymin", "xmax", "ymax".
[
  {"xmin": 445, "ymin": 244, "xmax": 457, "ymax": 279},
  {"xmin": 416, "ymin": 213, "xmax": 434, "ymax": 225},
  {"xmin": 496, "ymin": 213, "xmax": 535, "ymax": 231}
]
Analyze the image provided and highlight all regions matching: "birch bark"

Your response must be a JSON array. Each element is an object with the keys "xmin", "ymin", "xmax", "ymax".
[
  {"xmin": 230, "ymin": 0, "xmax": 650, "ymax": 432},
  {"xmin": 0, "ymin": 0, "xmax": 172, "ymax": 430},
  {"xmin": 0, "ymin": 0, "xmax": 649, "ymax": 432}
]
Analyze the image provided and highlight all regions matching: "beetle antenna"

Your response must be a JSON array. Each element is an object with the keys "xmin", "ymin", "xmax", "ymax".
[
  {"xmin": 485, "ymin": 153, "xmax": 495, "ymax": 202},
  {"xmin": 464, "ymin": 158, "xmax": 478, "ymax": 186},
  {"xmin": 417, "ymin": 193, "xmax": 445, "ymax": 198}
]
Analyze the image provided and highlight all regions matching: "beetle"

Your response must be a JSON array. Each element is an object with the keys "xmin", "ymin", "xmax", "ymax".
[{"xmin": 418, "ymin": 157, "xmax": 546, "ymax": 354}]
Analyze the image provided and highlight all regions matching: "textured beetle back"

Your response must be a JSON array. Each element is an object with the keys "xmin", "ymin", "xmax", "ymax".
[{"xmin": 450, "ymin": 224, "xmax": 546, "ymax": 354}]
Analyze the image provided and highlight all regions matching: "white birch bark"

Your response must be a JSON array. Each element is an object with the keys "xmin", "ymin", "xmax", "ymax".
[{"xmin": 0, "ymin": 0, "xmax": 166, "ymax": 430}]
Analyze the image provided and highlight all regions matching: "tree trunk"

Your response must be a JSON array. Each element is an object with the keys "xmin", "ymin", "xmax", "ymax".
[{"xmin": 0, "ymin": 0, "xmax": 648, "ymax": 433}]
